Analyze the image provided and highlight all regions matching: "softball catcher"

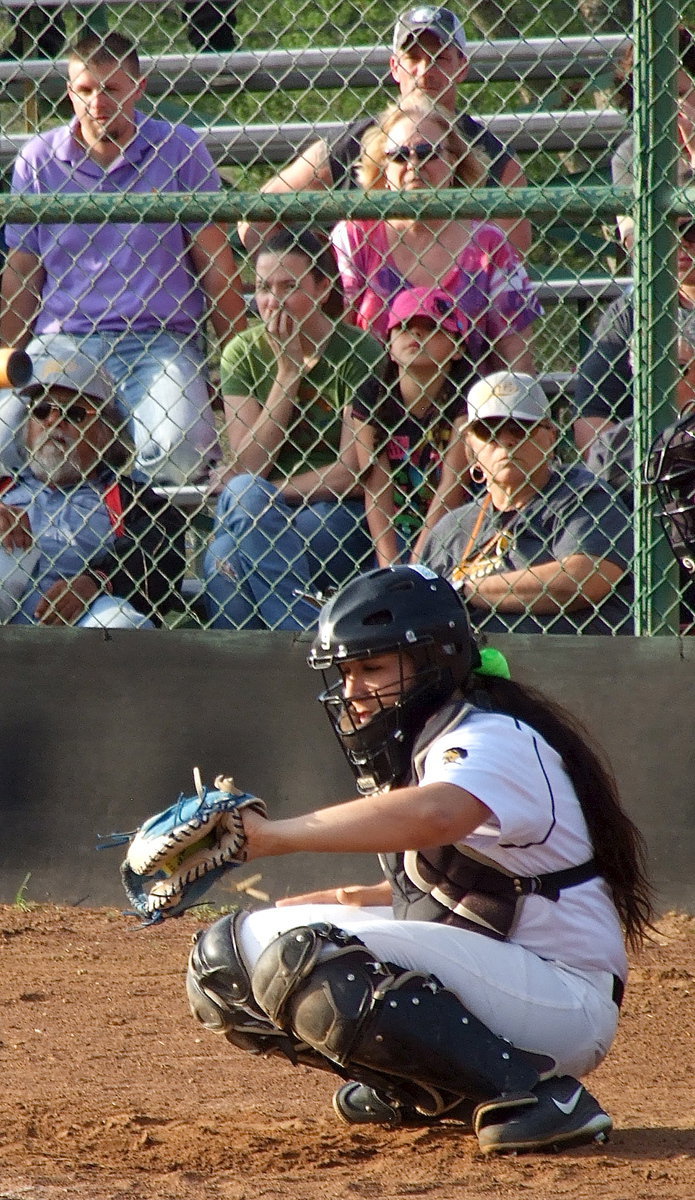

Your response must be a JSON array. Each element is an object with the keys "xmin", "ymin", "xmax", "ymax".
[{"xmin": 128, "ymin": 566, "xmax": 653, "ymax": 1153}]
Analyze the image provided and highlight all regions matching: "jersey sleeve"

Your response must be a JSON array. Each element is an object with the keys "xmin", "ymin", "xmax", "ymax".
[{"xmin": 420, "ymin": 714, "xmax": 566, "ymax": 846}]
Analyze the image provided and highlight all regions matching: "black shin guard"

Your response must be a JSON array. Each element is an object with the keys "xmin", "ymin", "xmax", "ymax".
[{"xmin": 251, "ymin": 924, "xmax": 555, "ymax": 1110}]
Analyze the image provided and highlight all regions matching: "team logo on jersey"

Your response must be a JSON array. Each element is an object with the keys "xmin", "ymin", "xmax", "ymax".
[{"xmin": 442, "ymin": 747, "xmax": 468, "ymax": 764}]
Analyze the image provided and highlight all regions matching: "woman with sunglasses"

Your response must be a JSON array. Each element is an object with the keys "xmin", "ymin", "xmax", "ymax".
[
  {"xmin": 331, "ymin": 98, "xmax": 542, "ymax": 359},
  {"xmin": 421, "ymin": 371, "xmax": 633, "ymax": 635}
]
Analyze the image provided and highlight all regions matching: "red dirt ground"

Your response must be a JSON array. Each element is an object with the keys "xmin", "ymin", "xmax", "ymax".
[{"xmin": 0, "ymin": 904, "xmax": 694, "ymax": 1200}]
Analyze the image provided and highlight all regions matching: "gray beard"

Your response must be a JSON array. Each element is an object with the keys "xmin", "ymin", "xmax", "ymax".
[{"xmin": 29, "ymin": 439, "xmax": 84, "ymax": 488}]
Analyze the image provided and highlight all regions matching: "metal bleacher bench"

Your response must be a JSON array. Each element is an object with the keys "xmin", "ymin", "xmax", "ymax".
[
  {"xmin": 182, "ymin": 31, "xmax": 627, "ymax": 165},
  {"xmin": 0, "ymin": 32, "xmax": 629, "ymax": 163},
  {"xmin": 0, "ymin": 32, "xmax": 630, "ymax": 314}
]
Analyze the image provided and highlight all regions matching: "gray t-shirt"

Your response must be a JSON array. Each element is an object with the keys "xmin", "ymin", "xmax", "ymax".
[{"xmin": 421, "ymin": 464, "xmax": 633, "ymax": 634}]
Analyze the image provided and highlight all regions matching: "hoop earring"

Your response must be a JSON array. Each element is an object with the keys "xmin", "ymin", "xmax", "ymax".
[{"xmin": 470, "ymin": 463, "xmax": 486, "ymax": 485}]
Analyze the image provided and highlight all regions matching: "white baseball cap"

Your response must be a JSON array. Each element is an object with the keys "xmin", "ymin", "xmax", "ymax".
[
  {"xmin": 21, "ymin": 341, "xmax": 116, "ymax": 406},
  {"xmin": 466, "ymin": 371, "xmax": 550, "ymax": 425}
]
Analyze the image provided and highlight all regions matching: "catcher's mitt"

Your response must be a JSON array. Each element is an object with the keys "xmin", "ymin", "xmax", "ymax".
[{"xmin": 100, "ymin": 769, "xmax": 267, "ymax": 924}]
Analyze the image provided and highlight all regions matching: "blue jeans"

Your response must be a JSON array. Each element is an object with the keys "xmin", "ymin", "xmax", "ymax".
[
  {"xmin": 204, "ymin": 474, "xmax": 374, "ymax": 630},
  {"xmin": 0, "ymin": 330, "xmax": 218, "ymax": 485}
]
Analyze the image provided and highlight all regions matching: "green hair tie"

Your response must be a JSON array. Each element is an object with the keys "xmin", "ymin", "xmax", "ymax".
[{"xmin": 475, "ymin": 646, "xmax": 511, "ymax": 680}]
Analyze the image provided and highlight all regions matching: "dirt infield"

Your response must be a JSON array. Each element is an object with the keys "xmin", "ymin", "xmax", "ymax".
[{"xmin": 0, "ymin": 904, "xmax": 693, "ymax": 1200}]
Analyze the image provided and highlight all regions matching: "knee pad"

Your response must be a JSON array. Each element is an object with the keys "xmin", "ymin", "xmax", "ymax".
[
  {"xmin": 186, "ymin": 907, "xmax": 291, "ymax": 1055},
  {"xmin": 186, "ymin": 910, "xmax": 259, "ymax": 1034},
  {"xmin": 251, "ymin": 923, "xmax": 394, "ymax": 1066},
  {"xmin": 187, "ymin": 913, "xmax": 346, "ymax": 1070}
]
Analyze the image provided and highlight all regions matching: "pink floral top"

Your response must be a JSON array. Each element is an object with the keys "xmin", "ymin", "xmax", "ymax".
[{"xmin": 331, "ymin": 219, "xmax": 543, "ymax": 354}]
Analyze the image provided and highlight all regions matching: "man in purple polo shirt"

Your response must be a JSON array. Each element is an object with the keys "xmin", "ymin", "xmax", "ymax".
[{"xmin": 0, "ymin": 31, "xmax": 245, "ymax": 485}]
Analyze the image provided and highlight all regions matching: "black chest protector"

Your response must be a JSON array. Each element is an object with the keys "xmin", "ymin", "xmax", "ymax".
[{"xmin": 380, "ymin": 695, "xmax": 599, "ymax": 941}]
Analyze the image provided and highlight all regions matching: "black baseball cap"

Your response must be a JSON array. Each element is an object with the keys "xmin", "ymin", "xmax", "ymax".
[{"xmin": 392, "ymin": 6, "xmax": 467, "ymax": 55}]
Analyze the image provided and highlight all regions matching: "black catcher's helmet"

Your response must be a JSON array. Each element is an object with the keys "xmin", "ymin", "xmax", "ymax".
[
  {"xmin": 308, "ymin": 565, "xmax": 478, "ymax": 793},
  {"xmin": 646, "ymin": 410, "xmax": 695, "ymax": 572}
]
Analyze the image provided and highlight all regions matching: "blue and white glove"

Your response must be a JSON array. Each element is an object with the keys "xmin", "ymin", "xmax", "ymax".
[{"xmin": 105, "ymin": 769, "xmax": 267, "ymax": 924}]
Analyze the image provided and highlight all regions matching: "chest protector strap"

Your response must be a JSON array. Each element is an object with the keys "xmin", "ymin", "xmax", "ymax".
[
  {"xmin": 393, "ymin": 846, "xmax": 599, "ymax": 941},
  {"xmin": 383, "ymin": 692, "xmax": 601, "ymax": 940}
]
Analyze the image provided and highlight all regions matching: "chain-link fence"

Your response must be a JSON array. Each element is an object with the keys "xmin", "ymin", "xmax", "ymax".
[{"xmin": 0, "ymin": 1, "xmax": 691, "ymax": 634}]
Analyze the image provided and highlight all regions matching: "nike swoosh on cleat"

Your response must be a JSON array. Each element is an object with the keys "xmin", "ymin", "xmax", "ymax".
[{"xmin": 551, "ymin": 1087, "xmax": 584, "ymax": 1115}]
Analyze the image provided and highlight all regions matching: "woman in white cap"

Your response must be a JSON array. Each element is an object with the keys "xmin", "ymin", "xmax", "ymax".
[{"xmin": 421, "ymin": 371, "xmax": 634, "ymax": 634}]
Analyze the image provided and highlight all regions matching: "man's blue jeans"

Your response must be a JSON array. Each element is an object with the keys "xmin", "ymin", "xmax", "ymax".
[{"xmin": 204, "ymin": 474, "xmax": 374, "ymax": 630}]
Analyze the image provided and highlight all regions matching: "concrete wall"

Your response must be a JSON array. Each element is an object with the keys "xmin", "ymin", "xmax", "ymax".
[{"xmin": 0, "ymin": 628, "xmax": 692, "ymax": 914}]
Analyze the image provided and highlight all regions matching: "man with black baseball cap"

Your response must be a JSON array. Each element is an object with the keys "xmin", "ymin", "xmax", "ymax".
[{"xmin": 239, "ymin": 7, "xmax": 530, "ymax": 256}]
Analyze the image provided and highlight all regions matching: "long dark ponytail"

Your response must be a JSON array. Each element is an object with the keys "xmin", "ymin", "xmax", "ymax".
[{"xmin": 469, "ymin": 674, "xmax": 654, "ymax": 952}]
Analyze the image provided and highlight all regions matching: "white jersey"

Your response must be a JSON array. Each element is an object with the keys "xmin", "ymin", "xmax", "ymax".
[{"xmin": 420, "ymin": 709, "xmax": 628, "ymax": 981}]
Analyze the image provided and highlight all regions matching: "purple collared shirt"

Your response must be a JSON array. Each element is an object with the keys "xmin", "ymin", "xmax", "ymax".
[{"xmin": 5, "ymin": 112, "xmax": 221, "ymax": 335}]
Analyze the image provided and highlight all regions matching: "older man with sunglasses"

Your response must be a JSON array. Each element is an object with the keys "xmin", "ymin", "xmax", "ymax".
[
  {"xmin": 0, "ymin": 345, "xmax": 185, "ymax": 627},
  {"xmin": 239, "ymin": 6, "xmax": 530, "ymax": 257}
]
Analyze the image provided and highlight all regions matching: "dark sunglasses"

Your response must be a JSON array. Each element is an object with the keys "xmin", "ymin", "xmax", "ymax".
[
  {"xmin": 30, "ymin": 399, "xmax": 98, "ymax": 425},
  {"xmin": 470, "ymin": 418, "xmax": 539, "ymax": 441},
  {"xmin": 678, "ymin": 221, "xmax": 695, "ymax": 243},
  {"xmin": 384, "ymin": 140, "xmax": 444, "ymax": 165}
]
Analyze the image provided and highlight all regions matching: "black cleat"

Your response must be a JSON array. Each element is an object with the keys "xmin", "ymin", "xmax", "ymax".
[
  {"xmin": 474, "ymin": 1075, "xmax": 613, "ymax": 1155},
  {"xmin": 332, "ymin": 1082, "xmax": 475, "ymax": 1129}
]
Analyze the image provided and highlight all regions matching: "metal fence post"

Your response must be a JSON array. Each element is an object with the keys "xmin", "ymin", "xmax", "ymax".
[{"xmin": 632, "ymin": 0, "xmax": 680, "ymax": 635}]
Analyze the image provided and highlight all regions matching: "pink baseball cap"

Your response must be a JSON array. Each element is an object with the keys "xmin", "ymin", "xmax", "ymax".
[{"xmin": 386, "ymin": 287, "xmax": 469, "ymax": 336}]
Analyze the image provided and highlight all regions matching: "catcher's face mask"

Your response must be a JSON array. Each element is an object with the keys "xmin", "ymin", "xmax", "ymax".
[
  {"xmin": 646, "ymin": 410, "xmax": 695, "ymax": 572},
  {"xmin": 308, "ymin": 566, "xmax": 478, "ymax": 793}
]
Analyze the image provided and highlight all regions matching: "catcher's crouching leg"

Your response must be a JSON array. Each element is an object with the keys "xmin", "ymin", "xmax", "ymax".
[
  {"xmin": 186, "ymin": 910, "xmax": 334, "ymax": 1072},
  {"xmin": 249, "ymin": 923, "xmax": 557, "ymax": 1122}
]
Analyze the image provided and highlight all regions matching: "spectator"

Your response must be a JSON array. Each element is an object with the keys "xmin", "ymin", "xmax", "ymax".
[
  {"xmin": 612, "ymin": 25, "xmax": 695, "ymax": 252},
  {"xmin": 582, "ymin": 310, "xmax": 695, "ymax": 501},
  {"xmin": 4, "ymin": 4, "xmax": 65, "ymax": 59},
  {"xmin": 331, "ymin": 97, "xmax": 542, "ymax": 354},
  {"xmin": 203, "ymin": 229, "xmax": 382, "ymax": 630},
  {"xmin": 646, "ymin": 402, "xmax": 695, "ymax": 631},
  {"xmin": 184, "ymin": 0, "xmax": 239, "ymax": 53},
  {"xmin": 0, "ymin": 346, "xmax": 186, "ymax": 628},
  {"xmin": 574, "ymin": 217, "xmax": 695, "ymax": 464},
  {"xmin": 239, "ymin": 5, "xmax": 531, "ymax": 257},
  {"xmin": 352, "ymin": 287, "xmax": 473, "ymax": 567},
  {"xmin": 0, "ymin": 31, "xmax": 245, "ymax": 486},
  {"xmin": 582, "ymin": 313, "xmax": 695, "ymax": 633},
  {"xmin": 421, "ymin": 371, "xmax": 633, "ymax": 634}
]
